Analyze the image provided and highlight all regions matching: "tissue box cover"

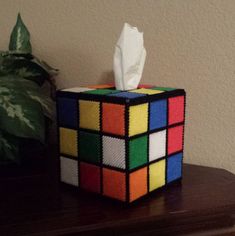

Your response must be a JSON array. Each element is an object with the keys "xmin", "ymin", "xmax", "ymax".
[{"xmin": 56, "ymin": 84, "xmax": 186, "ymax": 203}]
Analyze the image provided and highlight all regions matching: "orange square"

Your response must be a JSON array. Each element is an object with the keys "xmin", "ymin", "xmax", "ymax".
[
  {"xmin": 87, "ymin": 84, "xmax": 114, "ymax": 89},
  {"xmin": 103, "ymin": 168, "xmax": 126, "ymax": 201},
  {"xmin": 102, "ymin": 103, "xmax": 125, "ymax": 136},
  {"xmin": 129, "ymin": 167, "xmax": 147, "ymax": 202}
]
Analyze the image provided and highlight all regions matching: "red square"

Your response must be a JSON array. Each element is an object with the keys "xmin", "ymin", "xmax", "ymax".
[
  {"xmin": 168, "ymin": 125, "xmax": 184, "ymax": 155},
  {"xmin": 103, "ymin": 168, "xmax": 126, "ymax": 201},
  {"xmin": 80, "ymin": 162, "xmax": 101, "ymax": 193},
  {"xmin": 138, "ymin": 84, "xmax": 155, "ymax": 88},
  {"xmin": 168, "ymin": 96, "xmax": 185, "ymax": 125},
  {"xmin": 102, "ymin": 103, "xmax": 125, "ymax": 136}
]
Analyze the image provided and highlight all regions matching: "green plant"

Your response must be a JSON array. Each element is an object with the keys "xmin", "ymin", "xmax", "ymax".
[{"xmin": 0, "ymin": 13, "xmax": 58, "ymax": 164}]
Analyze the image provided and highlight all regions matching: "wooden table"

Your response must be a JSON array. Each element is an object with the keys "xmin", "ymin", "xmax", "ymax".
[{"xmin": 0, "ymin": 164, "xmax": 235, "ymax": 236}]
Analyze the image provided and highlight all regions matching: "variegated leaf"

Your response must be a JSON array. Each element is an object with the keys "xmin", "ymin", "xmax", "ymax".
[
  {"xmin": 0, "ymin": 76, "xmax": 51, "ymax": 143},
  {"xmin": 0, "ymin": 130, "xmax": 19, "ymax": 163},
  {"xmin": 27, "ymin": 91, "xmax": 54, "ymax": 120},
  {"xmin": 9, "ymin": 13, "xmax": 32, "ymax": 54}
]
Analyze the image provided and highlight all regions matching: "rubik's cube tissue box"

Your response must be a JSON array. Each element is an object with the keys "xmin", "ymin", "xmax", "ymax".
[{"xmin": 56, "ymin": 84, "xmax": 186, "ymax": 203}]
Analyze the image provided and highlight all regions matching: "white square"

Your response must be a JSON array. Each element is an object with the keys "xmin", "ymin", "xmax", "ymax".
[
  {"xmin": 60, "ymin": 156, "xmax": 79, "ymax": 186},
  {"xmin": 61, "ymin": 87, "xmax": 94, "ymax": 93},
  {"xmin": 149, "ymin": 130, "xmax": 166, "ymax": 162},
  {"xmin": 102, "ymin": 136, "xmax": 126, "ymax": 169}
]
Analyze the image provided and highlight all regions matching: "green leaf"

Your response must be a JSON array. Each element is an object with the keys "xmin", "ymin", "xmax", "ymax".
[
  {"xmin": 0, "ymin": 53, "xmax": 53, "ymax": 85},
  {"xmin": 27, "ymin": 91, "xmax": 54, "ymax": 120},
  {"xmin": 0, "ymin": 130, "xmax": 19, "ymax": 164},
  {"xmin": 0, "ymin": 94, "xmax": 45, "ymax": 143},
  {"xmin": 9, "ymin": 58, "xmax": 49, "ymax": 85},
  {"xmin": 9, "ymin": 13, "xmax": 32, "ymax": 54},
  {"xmin": 32, "ymin": 56, "xmax": 59, "ymax": 77},
  {"xmin": 0, "ymin": 76, "xmax": 52, "ymax": 143}
]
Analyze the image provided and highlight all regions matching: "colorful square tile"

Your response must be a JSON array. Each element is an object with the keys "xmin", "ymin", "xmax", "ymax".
[
  {"xmin": 79, "ymin": 100, "xmax": 100, "ymax": 131},
  {"xmin": 102, "ymin": 136, "xmax": 125, "ymax": 169},
  {"xmin": 138, "ymin": 84, "xmax": 155, "ymax": 88},
  {"xmin": 168, "ymin": 125, "xmax": 184, "ymax": 155},
  {"xmin": 149, "ymin": 130, "xmax": 166, "ymax": 162},
  {"xmin": 60, "ymin": 156, "xmax": 78, "ymax": 186},
  {"xmin": 129, "ymin": 103, "xmax": 148, "ymax": 136},
  {"xmin": 149, "ymin": 159, "xmax": 166, "ymax": 192},
  {"xmin": 168, "ymin": 96, "xmax": 185, "ymax": 125},
  {"xmin": 103, "ymin": 168, "xmax": 126, "ymax": 201},
  {"xmin": 59, "ymin": 127, "xmax": 78, "ymax": 157},
  {"xmin": 84, "ymin": 89, "xmax": 118, "ymax": 95},
  {"xmin": 102, "ymin": 103, "xmax": 125, "ymax": 136},
  {"xmin": 79, "ymin": 131, "xmax": 101, "ymax": 164},
  {"xmin": 152, "ymin": 86, "xmax": 176, "ymax": 91},
  {"xmin": 129, "ymin": 136, "xmax": 148, "ymax": 170},
  {"xmin": 87, "ymin": 84, "xmax": 115, "ymax": 89},
  {"xmin": 167, "ymin": 153, "xmax": 183, "ymax": 183},
  {"xmin": 61, "ymin": 87, "xmax": 94, "ymax": 93},
  {"xmin": 149, "ymin": 99, "xmax": 167, "ymax": 130},
  {"xmin": 109, "ymin": 91, "xmax": 146, "ymax": 99},
  {"xmin": 80, "ymin": 162, "xmax": 101, "ymax": 193},
  {"xmin": 129, "ymin": 167, "xmax": 147, "ymax": 202},
  {"xmin": 130, "ymin": 88, "xmax": 164, "ymax": 95},
  {"xmin": 57, "ymin": 97, "xmax": 77, "ymax": 128}
]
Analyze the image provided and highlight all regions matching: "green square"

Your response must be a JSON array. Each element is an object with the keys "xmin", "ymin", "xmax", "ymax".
[
  {"xmin": 84, "ymin": 89, "xmax": 120, "ymax": 95},
  {"xmin": 129, "ymin": 135, "xmax": 148, "ymax": 170},
  {"xmin": 152, "ymin": 86, "xmax": 176, "ymax": 91},
  {"xmin": 79, "ymin": 131, "xmax": 101, "ymax": 164}
]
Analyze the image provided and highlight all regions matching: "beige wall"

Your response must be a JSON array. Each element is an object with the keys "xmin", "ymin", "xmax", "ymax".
[{"xmin": 0, "ymin": 0, "xmax": 234, "ymax": 173}]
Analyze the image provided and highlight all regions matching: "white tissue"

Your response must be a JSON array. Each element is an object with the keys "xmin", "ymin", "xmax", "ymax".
[{"xmin": 113, "ymin": 23, "xmax": 146, "ymax": 91}]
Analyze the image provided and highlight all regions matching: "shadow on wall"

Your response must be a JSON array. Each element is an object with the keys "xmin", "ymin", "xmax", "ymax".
[{"xmin": 98, "ymin": 70, "xmax": 114, "ymax": 85}]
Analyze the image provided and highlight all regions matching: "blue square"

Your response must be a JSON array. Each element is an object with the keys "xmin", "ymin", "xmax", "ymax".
[
  {"xmin": 167, "ymin": 153, "xmax": 183, "ymax": 183},
  {"xmin": 57, "ymin": 97, "xmax": 77, "ymax": 128},
  {"xmin": 109, "ymin": 91, "xmax": 146, "ymax": 99},
  {"xmin": 150, "ymin": 99, "xmax": 167, "ymax": 130}
]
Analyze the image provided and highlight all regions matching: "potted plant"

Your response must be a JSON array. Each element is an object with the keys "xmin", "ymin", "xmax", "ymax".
[{"xmin": 0, "ymin": 13, "xmax": 58, "ymax": 176}]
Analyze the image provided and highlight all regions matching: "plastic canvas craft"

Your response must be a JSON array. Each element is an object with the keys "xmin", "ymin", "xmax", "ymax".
[{"xmin": 56, "ymin": 84, "xmax": 186, "ymax": 203}]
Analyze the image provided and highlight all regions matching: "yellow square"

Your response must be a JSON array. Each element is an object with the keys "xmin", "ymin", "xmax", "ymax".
[
  {"xmin": 59, "ymin": 127, "xmax": 78, "ymax": 157},
  {"xmin": 129, "ymin": 103, "xmax": 148, "ymax": 136},
  {"xmin": 149, "ymin": 159, "xmax": 166, "ymax": 192},
  {"xmin": 79, "ymin": 100, "xmax": 100, "ymax": 131},
  {"xmin": 130, "ymin": 88, "xmax": 164, "ymax": 95}
]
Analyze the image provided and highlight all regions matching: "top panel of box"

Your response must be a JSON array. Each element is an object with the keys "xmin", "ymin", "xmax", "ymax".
[{"xmin": 56, "ymin": 84, "xmax": 185, "ymax": 105}]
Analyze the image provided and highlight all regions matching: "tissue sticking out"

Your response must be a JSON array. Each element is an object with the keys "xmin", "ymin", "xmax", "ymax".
[{"xmin": 113, "ymin": 23, "xmax": 146, "ymax": 91}]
